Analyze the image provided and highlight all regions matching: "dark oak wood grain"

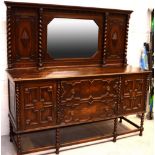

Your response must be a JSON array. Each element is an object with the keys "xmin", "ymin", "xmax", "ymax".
[
  {"xmin": 7, "ymin": 66, "xmax": 150, "ymax": 82},
  {"xmin": 5, "ymin": 1, "xmax": 150, "ymax": 155}
]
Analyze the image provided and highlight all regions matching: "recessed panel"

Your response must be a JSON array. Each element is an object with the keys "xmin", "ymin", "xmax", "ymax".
[{"xmin": 47, "ymin": 18, "xmax": 98, "ymax": 59}]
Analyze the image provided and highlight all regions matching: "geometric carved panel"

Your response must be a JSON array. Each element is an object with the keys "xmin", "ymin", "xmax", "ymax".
[
  {"xmin": 22, "ymin": 83, "xmax": 56, "ymax": 130},
  {"xmin": 59, "ymin": 77, "xmax": 120, "ymax": 125},
  {"xmin": 122, "ymin": 75, "xmax": 144, "ymax": 114}
]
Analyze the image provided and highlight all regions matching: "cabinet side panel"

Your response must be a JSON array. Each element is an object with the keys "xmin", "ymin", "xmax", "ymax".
[{"xmin": 9, "ymin": 80, "xmax": 16, "ymax": 125}]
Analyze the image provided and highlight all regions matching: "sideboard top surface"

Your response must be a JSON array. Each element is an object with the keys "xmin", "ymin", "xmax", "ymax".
[{"xmin": 7, "ymin": 66, "xmax": 150, "ymax": 82}]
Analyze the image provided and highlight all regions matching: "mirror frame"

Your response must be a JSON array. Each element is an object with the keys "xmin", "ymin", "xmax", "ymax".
[{"xmin": 42, "ymin": 11, "xmax": 103, "ymax": 67}]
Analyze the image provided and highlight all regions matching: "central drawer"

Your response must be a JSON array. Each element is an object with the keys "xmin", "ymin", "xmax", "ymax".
[{"xmin": 59, "ymin": 77, "xmax": 120, "ymax": 125}]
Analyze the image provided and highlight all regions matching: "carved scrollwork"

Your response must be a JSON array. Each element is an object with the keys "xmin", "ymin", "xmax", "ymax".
[{"xmin": 59, "ymin": 78, "xmax": 120, "ymax": 124}]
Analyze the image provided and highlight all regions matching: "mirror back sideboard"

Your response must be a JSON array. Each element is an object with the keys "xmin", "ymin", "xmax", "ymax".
[{"xmin": 5, "ymin": 1, "xmax": 150, "ymax": 155}]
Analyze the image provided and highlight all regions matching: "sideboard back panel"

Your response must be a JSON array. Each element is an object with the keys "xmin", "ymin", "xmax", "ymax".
[
  {"xmin": 106, "ymin": 14, "xmax": 127, "ymax": 65},
  {"xmin": 10, "ymin": 8, "xmax": 38, "ymax": 68},
  {"xmin": 6, "ymin": 2, "xmax": 132, "ymax": 69}
]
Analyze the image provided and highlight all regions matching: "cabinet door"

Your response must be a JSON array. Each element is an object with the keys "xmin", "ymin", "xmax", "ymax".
[
  {"xmin": 58, "ymin": 77, "xmax": 119, "ymax": 125},
  {"xmin": 20, "ymin": 81, "xmax": 56, "ymax": 130},
  {"xmin": 121, "ymin": 75, "xmax": 146, "ymax": 114}
]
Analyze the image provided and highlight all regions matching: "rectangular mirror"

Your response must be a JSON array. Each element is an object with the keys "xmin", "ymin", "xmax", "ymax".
[{"xmin": 47, "ymin": 18, "xmax": 99, "ymax": 59}]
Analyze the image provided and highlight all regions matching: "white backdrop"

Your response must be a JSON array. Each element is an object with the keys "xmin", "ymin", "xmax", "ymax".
[{"xmin": 0, "ymin": 0, "xmax": 153, "ymax": 136}]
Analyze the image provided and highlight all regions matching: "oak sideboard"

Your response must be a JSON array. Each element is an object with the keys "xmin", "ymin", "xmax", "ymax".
[{"xmin": 5, "ymin": 1, "xmax": 150, "ymax": 154}]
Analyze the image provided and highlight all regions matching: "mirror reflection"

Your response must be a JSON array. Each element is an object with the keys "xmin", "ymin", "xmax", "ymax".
[{"xmin": 47, "ymin": 18, "xmax": 98, "ymax": 59}]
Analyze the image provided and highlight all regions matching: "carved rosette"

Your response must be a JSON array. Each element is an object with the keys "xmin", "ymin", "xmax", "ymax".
[
  {"xmin": 15, "ymin": 83, "xmax": 20, "ymax": 130},
  {"xmin": 7, "ymin": 6, "xmax": 12, "ymax": 69},
  {"xmin": 124, "ymin": 14, "xmax": 130, "ymax": 65},
  {"xmin": 38, "ymin": 8, "xmax": 43, "ymax": 67},
  {"xmin": 103, "ymin": 12, "xmax": 108, "ymax": 65}
]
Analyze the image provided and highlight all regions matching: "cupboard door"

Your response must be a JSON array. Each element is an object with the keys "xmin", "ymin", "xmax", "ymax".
[
  {"xmin": 58, "ymin": 77, "xmax": 119, "ymax": 125},
  {"xmin": 21, "ymin": 81, "xmax": 56, "ymax": 130},
  {"xmin": 121, "ymin": 75, "xmax": 146, "ymax": 114}
]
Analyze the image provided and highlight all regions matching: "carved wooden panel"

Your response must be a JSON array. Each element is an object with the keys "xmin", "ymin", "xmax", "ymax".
[
  {"xmin": 121, "ymin": 75, "xmax": 145, "ymax": 114},
  {"xmin": 12, "ymin": 10, "xmax": 38, "ymax": 68},
  {"xmin": 58, "ymin": 77, "xmax": 119, "ymax": 125},
  {"xmin": 15, "ymin": 17, "xmax": 36, "ymax": 60},
  {"xmin": 21, "ymin": 81, "xmax": 56, "ymax": 130},
  {"xmin": 106, "ymin": 14, "xmax": 127, "ymax": 65}
]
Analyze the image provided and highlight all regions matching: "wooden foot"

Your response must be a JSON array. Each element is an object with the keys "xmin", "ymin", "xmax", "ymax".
[
  {"xmin": 10, "ymin": 137, "xmax": 13, "ymax": 142},
  {"xmin": 17, "ymin": 135, "xmax": 22, "ymax": 154},
  {"xmin": 113, "ymin": 118, "xmax": 118, "ymax": 142},
  {"xmin": 9, "ymin": 121, "xmax": 13, "ymax": 143},
  {"xmin": 56, "ymin": 128, "xmax": 60, "ymax": 154},
  {"xmin": 139, "ymin": 113, "xmax": 144, "ymax": 136},
  {"xmin": 119, "ymin": 117, "xmax": 122, "ymax": 123}
]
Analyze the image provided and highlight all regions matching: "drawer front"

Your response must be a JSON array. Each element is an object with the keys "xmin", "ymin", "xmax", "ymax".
[
  {"xmin": 59, "ymin": 77, "xmax": 119, "ymax": 125},
  {"xmin": 121, "ymin": 74, "xmax": 146, "ymax": 114},
  {"xmin": 20, "ymin": 81, "xmax": 56, "ymax": 130}
]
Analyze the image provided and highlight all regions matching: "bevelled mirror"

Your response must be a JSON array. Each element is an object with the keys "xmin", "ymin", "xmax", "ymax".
[{"xmin": 47, "ymin": 18, "xmax": 99, "ymax": 59}]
